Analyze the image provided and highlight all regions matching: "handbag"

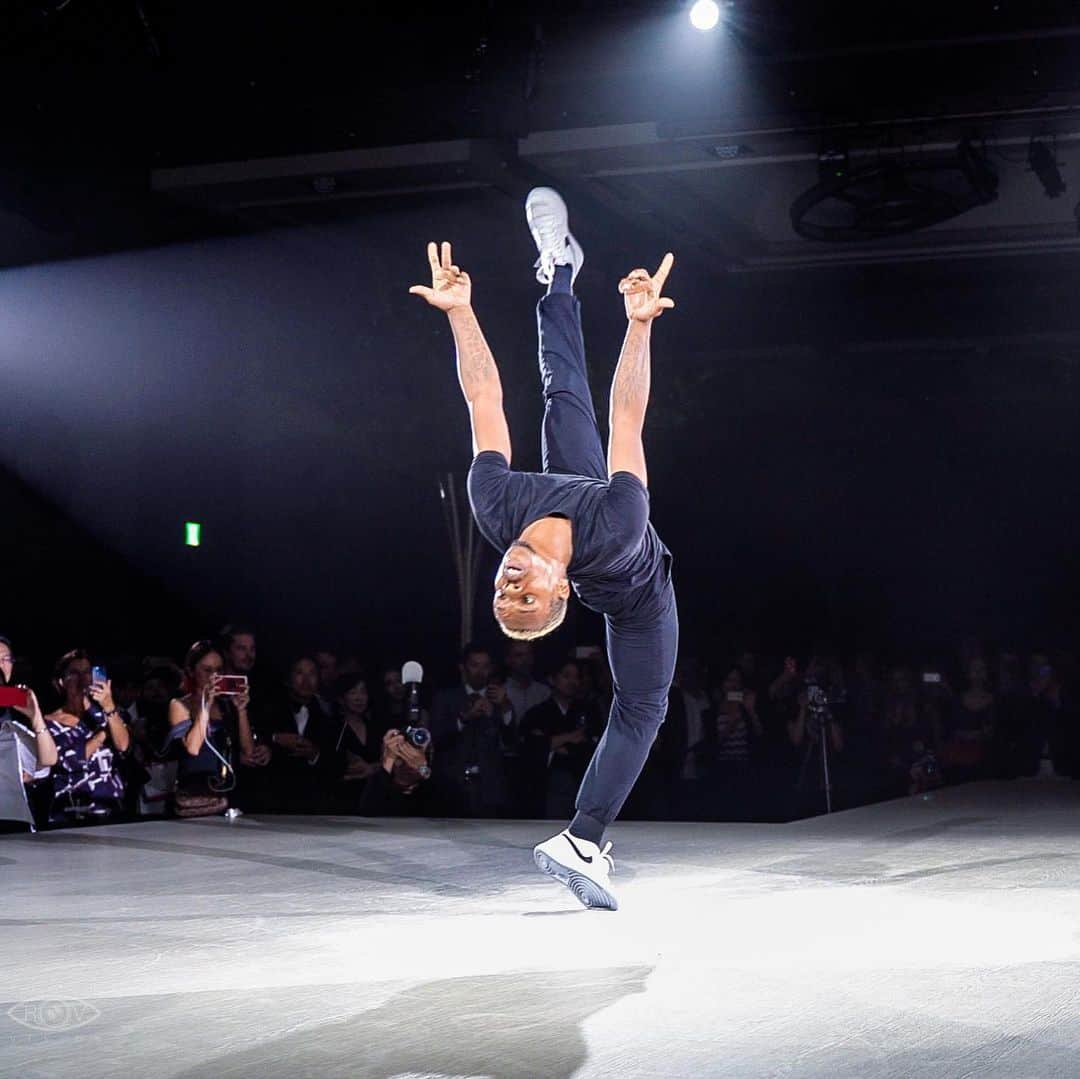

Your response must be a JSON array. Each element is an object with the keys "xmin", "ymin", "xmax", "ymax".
[{"xmin": 174, "ymin": 774, "xmax": 228, "ymax": 818}]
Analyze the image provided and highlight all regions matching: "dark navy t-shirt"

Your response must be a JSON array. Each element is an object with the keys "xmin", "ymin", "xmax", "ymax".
[{"xmin": 467, "ymin": 450, "xmax": 672, "ymax": 621}]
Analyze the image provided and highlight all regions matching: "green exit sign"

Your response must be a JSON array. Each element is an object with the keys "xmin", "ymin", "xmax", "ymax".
[{"xmin": 185, "ymin": 522, "xmax": 202, "ymax": 547}]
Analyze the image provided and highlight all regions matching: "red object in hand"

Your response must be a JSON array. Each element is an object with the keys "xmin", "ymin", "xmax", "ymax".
[
  {"xmin": 0, "ymin": 686, "xmax": 30, "ymax": 709},
  {"xmin": 216, "ymin": 675, "xmax": 248, "ymax": 695}
]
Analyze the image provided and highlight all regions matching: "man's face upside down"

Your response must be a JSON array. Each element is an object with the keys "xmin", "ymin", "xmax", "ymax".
[{"xmin": 493, "ymin": 540, "xmax": 566, "ymax": 637}]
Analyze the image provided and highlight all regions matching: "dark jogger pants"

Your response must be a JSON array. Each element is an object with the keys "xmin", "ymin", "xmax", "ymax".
[{"xmin": 537, "ymin": 292, "xmax": 679, "ymax": 833}]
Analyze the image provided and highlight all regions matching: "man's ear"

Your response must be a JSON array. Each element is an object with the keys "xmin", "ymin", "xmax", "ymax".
[{"xmin": 555, "ymin": 578, "xmax": 571, "ymax": 600}]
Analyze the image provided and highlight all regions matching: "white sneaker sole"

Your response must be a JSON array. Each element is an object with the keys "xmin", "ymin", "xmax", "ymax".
[{"xmin": 533, "ymin": 848, "xmax": 618, "ymax": 911}]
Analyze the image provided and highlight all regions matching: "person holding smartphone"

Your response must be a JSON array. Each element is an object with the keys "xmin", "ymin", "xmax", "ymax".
[
  {"xmin": 166, "ymin": 640, "xmax": 255, "ymax": 816},
  {"xmin": 0, "ymin": 637, "xmax": 58, "ymax": 789},
  {"xmin": 44, "ymin": 648, "xmax": 130, "ymax": 824}
]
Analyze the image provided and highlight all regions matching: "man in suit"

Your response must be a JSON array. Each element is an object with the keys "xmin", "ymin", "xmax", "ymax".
[
  {"xmin": 431, "ymin": 644, "xmax": 513, "ymax": 816},
  {"xmin": 260, "ymin": 655, "xmax": 340, "ymax": 813}
]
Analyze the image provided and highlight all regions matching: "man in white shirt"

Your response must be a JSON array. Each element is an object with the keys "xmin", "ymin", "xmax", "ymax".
[{"xmin": 503, "ymin": 640, "xmax": 551, "ymax": 724}]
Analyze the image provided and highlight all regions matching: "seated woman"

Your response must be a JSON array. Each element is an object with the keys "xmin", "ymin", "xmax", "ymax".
[
  {"xmin": 44, "ymin": 649, "xmax": 131, "ymax": 825},
  {"xmin": 167, "ymin": 640, "xmax": 256, "ymax": 817},
  {"xmin": 328, "ymin": 672, "xmax": 383, "ymax": 812}
]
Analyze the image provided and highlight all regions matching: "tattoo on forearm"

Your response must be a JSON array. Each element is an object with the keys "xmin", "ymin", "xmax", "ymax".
[
  {"xmin": 612, "ymin": 324, "xmax": 651, "ymax": 411},
  {"xmin": 453, "ymin": 309, "xmax": 498, "ymax": 398}
]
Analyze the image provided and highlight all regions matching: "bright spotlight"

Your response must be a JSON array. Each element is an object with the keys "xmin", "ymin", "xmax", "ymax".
[{"xmin": 689, "ymin": 0, "xmax": 721, "ymax": 31}]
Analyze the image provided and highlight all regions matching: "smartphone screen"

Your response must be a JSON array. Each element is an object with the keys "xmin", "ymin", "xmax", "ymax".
[
  {"xmin": 726, "ymin": 691, "xmax": 744, "ymax": 703},
  {"xmin": 217, "ymin": 675, "xmax": 248, "ymax": 695},
  {"xmin": 922, "ymin": 673, "xmax": 941, "ymax": 684},
  {"xmin": 91, "ymin": 665, "xmax": 108, "ymax": 685},
  {"xmin": 0, "ymin": 686, "xmax": 30, "ymax": 709}
]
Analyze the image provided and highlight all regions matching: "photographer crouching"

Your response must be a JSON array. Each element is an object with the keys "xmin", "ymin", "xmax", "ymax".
[{"xmin": 358, "ymin": 726, "xmax": 461, "ymax": 817}]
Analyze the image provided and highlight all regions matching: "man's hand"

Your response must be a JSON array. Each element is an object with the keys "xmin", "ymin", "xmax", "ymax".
[
  {"xmin": 465, "ymin": 694, "xmax": 494, "ymax": 720},
  {"xmin": 485, "ymin": 683, "xmax": 509, "ymax": 710},
  {"xmin": 409, "ymin": 241, "xmax": 472, "ymax": 312},
  {"xmin": 240, "ymin": 744, "xmax": 271, "ymax": 767},
  {"xmin": 619, "ymin": 253, "xmax": 675, "ymax": 322}
]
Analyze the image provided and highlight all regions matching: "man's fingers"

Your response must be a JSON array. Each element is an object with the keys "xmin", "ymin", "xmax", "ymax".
[
  {"xmin": 409, "ymin": 285, "xmax": 435, "ymax": 300},
  {"xmin": 426, "ymin": 242, "xmax": 439, "ymax": 274},
  {"xmin": 441, "ymin": 241, "xmax": 453, "ymax": 269},
  {"xmin": 659, "ymin": 297, "xmax": 675, "ymax": 309},
  {"xmin": 654, "ymin": 252, "xmax": 674, "ymax": 290}
]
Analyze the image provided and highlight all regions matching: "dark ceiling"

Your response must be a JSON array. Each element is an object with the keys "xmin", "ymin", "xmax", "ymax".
[{"xmin": 4, "ymin": 2, "xmax": 1080, "ymax": 270}]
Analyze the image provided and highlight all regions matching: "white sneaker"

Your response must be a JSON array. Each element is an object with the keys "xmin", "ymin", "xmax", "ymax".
[
  {"xmin": 533, "ymin": 829, "xmax": 618, "ymax": 910},
  {"xmin": 525, "ymin": 187, "xmax": 585, "ymax": 287}
]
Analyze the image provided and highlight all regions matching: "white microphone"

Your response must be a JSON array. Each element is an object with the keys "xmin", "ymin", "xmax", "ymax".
[{"xmin": 400, "ymin": 660, "xmax": 430, "ymax": 776}]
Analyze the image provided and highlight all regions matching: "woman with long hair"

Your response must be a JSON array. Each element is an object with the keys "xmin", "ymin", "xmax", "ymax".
[{"xmin": 167, "ymin": 640, "xmax": 256, "ymax": 816}]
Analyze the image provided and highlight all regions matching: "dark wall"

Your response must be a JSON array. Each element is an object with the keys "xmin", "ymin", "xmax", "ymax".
[{"xmin": 6, "ymin": 187, "xmax": 1080, "ymax": 673}]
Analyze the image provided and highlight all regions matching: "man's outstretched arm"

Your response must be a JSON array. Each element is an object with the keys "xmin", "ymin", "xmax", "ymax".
[
  {"xmin": 410, "ymin": 241, "xmax": 512, "ymax": 462},
  {"xmin": 607, "ymin": 253, "xmax": 675, "ymax": 487}
]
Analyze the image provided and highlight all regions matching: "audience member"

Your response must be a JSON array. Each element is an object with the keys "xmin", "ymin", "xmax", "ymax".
[
  {"xmin": 940, "ymin": 655, "xmax": 995, "ymax": 783},
  {"xmin": 879, "ymin": 665, "xmax": 937, "ymax": 797},
  {"xmin": 0, "ymin": 640, "xmax": 57, "ymax": 831},
  {"xmin": 328, "ymin": 671, "xmax": 383, "ymax": 812},
  {"xmin": 0, "ymin": 637, "xmax": 58, "ymax": 788},
  {"xmin": 503, "ymin": 641, "xmax": 550, "ymax": 725},
  {"xmin": 358, "ymin": 729, "xmax": 460, "ymax": 816},
  {"xmin": 219, "ymin": 623, "xmax": 273, "ymax": 808},
  {"xmin": 314, "ymin": 649, "xmax": 339, "ymax": 715},
  {"xmin": 712, "ymin": 666, "xmax": 764, "ymax": 819},
  {"xmin": 431, "ymin": 644, "xmax": 511, "ymax": 817},
  {"xmin": 1006, "ymin": 653, "xmax": 1075, "ymax": 779},
  {"xmin": 128, "ymin": 664, "xmax": 182, "ymax": 816},
  {"xmin": 167, "ymin": 641, "xmax": 256, "ymax": 817},
  {"xmin": 521, "ymin": 659, "xmax": 602, "ymax": 820},
  {"xmin": 260, "ymin": 654, "xmax": 339, "ymax": 812},
  {"xmin": 220, "ymin": 624, "xmax": 258, "ymax": 679},
  {"xmin": 379, "ymin": 665, "xmax": 430, "ymax": 730},
  {"xmin": 44, "ymin": 649, "xmax": 131, "ymax": 824},
  {"xmin": 671, "ymin": 658, "xmax": 715, "ymax": 818}
]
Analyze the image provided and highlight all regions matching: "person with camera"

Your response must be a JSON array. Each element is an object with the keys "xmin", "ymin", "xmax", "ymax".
[
  {"xmin": 43, "ymin": 649, "xmax": 131, "ymax": 825},
  {"xmin": 709, "ymin": 666, "xmax": 763, "ymax": 820},
  {"xmin": 357, "ymin": 728, "xmax": 460, "ymax": 817},
  {"xmin": 785, "ymin": 655, "xmax": 849, "ymax": 812},
  {"xmin": 0, "ymin": 637, "xmax": 57, "ymax": 782},
  {"xmin": 378, "ymin": 665, "xmax": 431, "ymax": 730},
  {"xmin": 167, "ymin": 641, "xmax": 256, "ymax": 818}
]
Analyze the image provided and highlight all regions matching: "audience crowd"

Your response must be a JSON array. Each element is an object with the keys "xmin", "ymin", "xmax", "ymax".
[{"xmin": 1, "ymin": 626, "xmax": 1077, "ymax": 831}]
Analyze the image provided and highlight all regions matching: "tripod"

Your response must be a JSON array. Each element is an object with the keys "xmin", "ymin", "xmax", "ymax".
[{"xmin": 800, "ymin": 686, "xmax": 835, "ymax": 815}]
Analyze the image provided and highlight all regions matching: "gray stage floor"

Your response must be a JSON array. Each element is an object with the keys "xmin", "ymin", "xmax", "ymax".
[{"xmin": 1, "ymin": 781, "xmax": 1078, "ymax": 1078}]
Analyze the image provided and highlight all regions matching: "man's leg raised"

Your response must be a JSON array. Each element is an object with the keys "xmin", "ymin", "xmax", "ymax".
[
  {"xmin": 525, "ymin": 186, "xmax": 607, "ymax": 480},
  {"xmin": 537, "ymin": 276, "xmax": 608, "ymax": 480}
]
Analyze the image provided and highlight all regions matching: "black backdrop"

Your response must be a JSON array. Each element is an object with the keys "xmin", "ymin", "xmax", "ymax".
[{"xmin": 5, "ymin": 187, "xmax": 1080, "ymax": 679}]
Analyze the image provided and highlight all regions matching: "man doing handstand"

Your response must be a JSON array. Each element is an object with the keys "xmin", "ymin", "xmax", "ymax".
[{"xmin": 409, "ymin": 188, "xmax": 677, "ymax": 910}]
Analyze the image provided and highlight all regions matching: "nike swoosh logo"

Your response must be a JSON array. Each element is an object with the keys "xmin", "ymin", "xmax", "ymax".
[{"xmin": 564, "ymin": 833, "xmax": 593, "ymax": 863}]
